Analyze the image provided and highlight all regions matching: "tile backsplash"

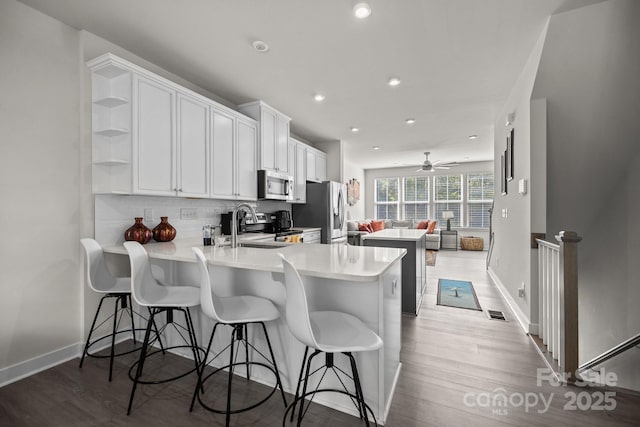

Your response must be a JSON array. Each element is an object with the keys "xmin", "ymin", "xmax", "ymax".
[{"xmin": 95, "ymin": 194, "xmax": 289, "ymax": 246}]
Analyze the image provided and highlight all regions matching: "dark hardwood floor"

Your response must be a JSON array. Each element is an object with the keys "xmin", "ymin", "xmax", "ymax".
[{"xmin": 1, "ymin": 250, "xmax": 639, "ymax": 426}]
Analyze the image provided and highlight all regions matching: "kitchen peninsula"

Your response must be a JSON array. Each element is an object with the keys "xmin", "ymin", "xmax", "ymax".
[{"xmin": 103, "ymin": 238, "xmax": 405, "ymax": 423}]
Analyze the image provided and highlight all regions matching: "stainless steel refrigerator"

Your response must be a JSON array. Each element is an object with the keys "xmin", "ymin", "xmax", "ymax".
[{"xmin": 291, "ymin": 181, "xmax": 347, "ymax": 244}]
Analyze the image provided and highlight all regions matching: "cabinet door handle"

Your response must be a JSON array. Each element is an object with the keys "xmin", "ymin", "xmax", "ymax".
[{"xmin": 392, "ymin": 279, "xmax": 397, "ymax": 295}]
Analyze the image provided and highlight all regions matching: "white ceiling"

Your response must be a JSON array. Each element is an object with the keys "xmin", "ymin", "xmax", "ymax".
[{"xmin": 19, "ymin": 0, "xmax": 604, "ymax": 170}]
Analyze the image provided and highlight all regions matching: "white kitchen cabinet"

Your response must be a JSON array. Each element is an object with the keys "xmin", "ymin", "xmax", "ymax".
[
  {"xmin": 236, "ymin": 117, "xmax": 258, "ymax": 200},
  {"xmin": 238, "ymin": 101, "xmax": 291, "ymax": 173},
  {"xmin": 133, "ymin": 76, "xmax": 210, "ymax": 198},
  {"xmin": 289, "ymin": 137, "xmax": 307, "ymax": 203},
  {"xmin": 133, "ymin": 75, "xmax": 176, "ymax": 196},
  {"xmin": 316, "ymin": 151, "xmax": 327, "ymax": 182},
  {"xmin": 210, "ymin": 108, "xmax": 258, "ymax": 201},
  {"xmin": 306, "ymin": 146, "xmax": 327, "ymax": 183},
  {"xmin": 176, "ymin": 93, "xmax": 209, "ymax": 198},
  {"xmin": 89, "ymin": 53, "xmax": 255, "ymax": 200}
]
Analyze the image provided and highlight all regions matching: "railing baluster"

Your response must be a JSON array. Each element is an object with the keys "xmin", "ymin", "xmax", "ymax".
[{"xmin": 536, "ymin": 233, "xmax": 581, "ymax": 381}]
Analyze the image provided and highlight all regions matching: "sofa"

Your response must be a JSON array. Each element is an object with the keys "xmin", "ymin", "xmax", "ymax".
[{"xmin": 347, "ymin": 219, "xmax": 441, "ymax": 250}]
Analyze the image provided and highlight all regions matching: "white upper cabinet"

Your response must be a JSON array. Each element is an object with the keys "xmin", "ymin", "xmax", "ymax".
[
  {"xmin": 289, "ymin": 137, "xmax": 307, "ymax": 203},
  {"xmin": 134, "ymin": 75, "xmax": 176, "ymax": 196},
  {"xmin": 176, "ymin": 93, "xmax": 209, "ymax": 198},
  {"xmin": 210, "ymin": 109, "xmax": 235, "ymax": 199},
  {"xmin": 236, "ymin": 117, "xmax": 258, "ymax": 200},
  {"xmin": 88, "ymin": 53, "xmax": 257, "ymax": 200},
  {"xmin": 238, "ymin": 101, "xmax": 291, "ymax": 173},
  {"xmin": 306, "ymin": 146, "xmax": 327, "ymax": 183},
  {"xmin": 210, "ymin": 109, "xmax": 258, "ymax": 201}
]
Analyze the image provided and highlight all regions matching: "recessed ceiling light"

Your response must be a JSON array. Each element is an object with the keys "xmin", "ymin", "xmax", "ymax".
[
  {"xmin": 350, "ymin": 127, "xmax": 360, "ymax": 132},
  {"xmin": 405, "ymin": 118, "xmax": 416, "ymax": 124},
  {"xmin": 251, "ymin": 40, "xmax": 269, "ymax": 52},
  {"xmin": 353, "ymin": 2, "xmax": 372, "ymax": 19},
  {"xmin": 372, "ymin": 146, "xmax": 380, "ymax": 150},
  {"xmin": 388, "ymin": 77, "xmax": 401, "ymax": 87},
  {"xmin": 313, "ymin": 94, "xmax": 325, "ymax": 102},
  {"xmin": 468, "ymin": 134, "xmax": 478, "ymax": 139}
]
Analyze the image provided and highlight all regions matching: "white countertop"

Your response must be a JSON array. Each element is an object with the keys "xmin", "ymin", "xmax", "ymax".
[
  {"xmin": 103, "ymin": 237, "xmax": 405, "ymax": 282},
  {"xmin": 361, "ymin": 228, "xmax": 427, "ymax": 241}
]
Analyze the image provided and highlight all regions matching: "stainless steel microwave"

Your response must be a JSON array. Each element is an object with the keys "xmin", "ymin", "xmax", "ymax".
[{"xmin": 257, "ymin": 170, "xmax": 293, "ymax": 201}]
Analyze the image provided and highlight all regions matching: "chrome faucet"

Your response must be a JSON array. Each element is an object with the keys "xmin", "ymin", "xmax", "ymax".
[{"xmin": 230, "ymin": 203, "xmax": 258, "ymax": 249}]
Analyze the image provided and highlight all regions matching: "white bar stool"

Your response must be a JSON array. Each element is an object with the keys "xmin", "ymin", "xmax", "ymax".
[
  {"xmin": 279, "ymin": 253, "xmax": 383, "ymax": 426},
  {"xmin": 190, "ymin": 247, "xmax": 287, "ymax": 426},
  {"xmin": 79, "ymin": 238, "xmax": 162, "ymax": 381},
  {"xmin": 123, "ymin": 241, "xmax": 203, "ymax": 415}
]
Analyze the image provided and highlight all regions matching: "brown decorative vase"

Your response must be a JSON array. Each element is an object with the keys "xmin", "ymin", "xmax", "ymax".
[
  {"xmin": 152, "ymin": 216, "xmax": 177, "ymax": 242},
  {"xmin": 124, "ymin": 217, "xmax": 152, "ymax": 244}
]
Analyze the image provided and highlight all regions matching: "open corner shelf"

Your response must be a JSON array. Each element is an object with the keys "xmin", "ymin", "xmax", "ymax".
[
  {"xmin": 93, "ymin": 159, "xmax": 129, "ymax": 166},
  {"xmin": 93, "ymin": 64, "xmax": 129, "ymax": 79},
  {"xmin": 93, "ymin": 96, "xmax": 129, "ymax": 108},
  {"xmin": 94, "ymin": 128, "xmax": 129, "ymax": 137}
]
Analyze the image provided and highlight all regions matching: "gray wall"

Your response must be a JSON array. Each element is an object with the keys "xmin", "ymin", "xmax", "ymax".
[
  {"xmin": 532, "ymin": 0, "xmax": 640, "ymax": 388},
  {"xmin": 490, "ymin": 23, "xmax": 548, "ymax": 331},
  {"xmin": 0, "ymin": 0, "xmax": 82, "ymax": 369}
]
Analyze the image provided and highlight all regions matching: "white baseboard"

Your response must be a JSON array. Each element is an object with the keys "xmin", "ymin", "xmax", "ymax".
[
  {"xmin": 0, "ymin": 342, "xmax": 81, "ymax": 388},
  {"xmin": 0, "ymin": 335, "xmax": 130, "ymax": 388},
  {"xmin": 487, "ymin": 267, "xmax": 535, "ymax": 335},
  {"xmin": 382, "ymin": 362, "xmax": 402, "ymax": 425}
]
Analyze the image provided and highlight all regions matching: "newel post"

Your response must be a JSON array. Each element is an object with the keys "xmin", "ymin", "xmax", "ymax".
[{"xmin": 557, "ymin": 230, "xmax": 582, "ymax": 382}]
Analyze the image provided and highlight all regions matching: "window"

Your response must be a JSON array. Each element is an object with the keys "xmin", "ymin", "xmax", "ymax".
[
  {"xmin": 372, "ymin": 170, "xmax": 493, "ymax": 228},
  {"xmin": 374, "ymin": 178, "xmax": 399, "ymax": 219},
  {"xmin": 434, "ymin": 174, "xmax": 462, "ymax": 227},
  {"xmin": 403, "ymin": 177, "xmax": 429, "ymax": 220},
  {"xmin": 467, "ymin": 172, "xmax": 494, "ymax": 228}
]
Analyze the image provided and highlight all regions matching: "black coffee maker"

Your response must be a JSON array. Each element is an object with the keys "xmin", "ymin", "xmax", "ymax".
[
  {"xmin": 273, "ymin": 210, "xmax": 292, "ymax": 232},
  {"xmin": 220, "ymin": 212, "xmax": 244, "ymax": 236}
]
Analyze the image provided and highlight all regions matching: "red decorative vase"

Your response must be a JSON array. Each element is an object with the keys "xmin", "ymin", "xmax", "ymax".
[
  {"xmin": 124, "ymin": 217, "xmax": 152, "ymax": 244},
  {"xmin": 152, "ymin": 216, "xmax": 177, "ymax": 242}
]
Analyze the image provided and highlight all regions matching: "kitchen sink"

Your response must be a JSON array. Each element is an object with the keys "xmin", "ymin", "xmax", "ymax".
[{"xmin": 238, "ymin": 242, "xmax": 289, "ymax": 249}]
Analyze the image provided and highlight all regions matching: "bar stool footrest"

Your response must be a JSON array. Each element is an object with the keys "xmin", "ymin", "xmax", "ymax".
[
  {"xmin": 195, "ymin": 360, "xmax": 280, "ymax": 415},
  {"xmin": 127, "ymin": 345, "xmax": 206, "ymax": 385}
]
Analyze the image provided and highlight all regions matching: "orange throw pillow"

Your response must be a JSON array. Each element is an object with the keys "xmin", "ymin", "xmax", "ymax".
[
  {"xmin": 427, "ymin": 220, "xmax": 437, "ymax": 234},
  {"xmin": 371, "ymin": 220, "xmax": 385, "ymax": 232},
  {"xmin": 417, "ymin": 220, "xmax": 429, "ymax": 230},
  {"xmin": 358, "ymin": 223, "xmax": 373, "ymax": 233}
]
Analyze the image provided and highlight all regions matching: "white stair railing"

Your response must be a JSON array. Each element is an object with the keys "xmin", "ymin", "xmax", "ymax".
[{"xmin": 536, "ymin": 231, "xmax": 581, "ymax": 381}]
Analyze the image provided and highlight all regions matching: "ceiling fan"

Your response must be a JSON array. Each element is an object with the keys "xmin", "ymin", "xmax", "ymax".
[{"xmin": 416, "ymin": 152, "xmax": 458, "ymax": 172}]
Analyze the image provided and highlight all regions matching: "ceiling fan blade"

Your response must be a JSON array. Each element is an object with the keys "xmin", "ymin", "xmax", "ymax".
[
  {"xmin": 416, "ymin": 168, "xmax": 423, "ymax": 172},
  {"xmin": 435, "ymin": 166, "xmax": 450, "ymax": 170}
]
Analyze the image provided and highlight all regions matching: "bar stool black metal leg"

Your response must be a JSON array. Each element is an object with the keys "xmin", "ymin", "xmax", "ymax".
[
  {"xmin": 225, "ymin": 328, "xmax": 236, "ymax": 427},
  {"xmin": 297, "ymin": 350, "xmax": 321, "ymax": 427},
  {"xmin": 184, "ymin": 308, "xmax": 204, "ymax": 393},
  {"xmin": 108, "ymin": 295, "xmax": 120, "ymax": 382},
  {"xmin": 80, "ymin": 295, "xmax": 106, "ymax": 369},
  {"xmin": 260, "ymin": 322, "xmax": 287, "ymax": 407},
  {"xmin": 190, "ymin": 322, "xmax": 220, "ymax": 411},
  {"xmin": 349, "ymin": 352, "xmax": 370, "ymax": 426},
  {"xmin": 148, "ymin": 307, "xmax": 165, "ymax": 354},
  {"xmin": 244, "ymin": 323, "xmax": 250, "ymax": 380},
  {"xmin": 126, "ymin": 294, "xmax": 136, "ymax": 344},
  {"xmin": 127, "ymin": 307, "xmax": 155, "ymax": 415},
  {"xmin": 290, "ymin": 346, "xmax": 310, "ymax": 422}
]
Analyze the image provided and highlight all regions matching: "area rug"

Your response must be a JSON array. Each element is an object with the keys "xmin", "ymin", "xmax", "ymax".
[
  {"xmin": 426, "ymin": 250, "xmax": 437, "ymax": 267},
  {"xmin": 437, "ymin": 279, "xmax": 482, "ymax": 311}
]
